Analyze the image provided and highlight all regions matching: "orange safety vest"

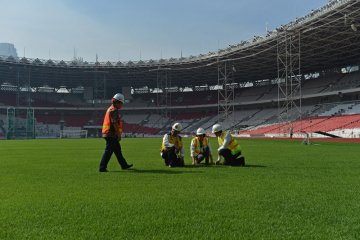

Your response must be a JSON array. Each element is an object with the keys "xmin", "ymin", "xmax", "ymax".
[
  {"xmin": 102, "ymin": 105, "xmax": 123, "ymax": 137},
  {"xmin": 218, "ymin": 131, "xmax": 241, "ymax": 155},
  {"xmin": 192, "ymin": 136, "xmax": 209, "ymax": 156}
]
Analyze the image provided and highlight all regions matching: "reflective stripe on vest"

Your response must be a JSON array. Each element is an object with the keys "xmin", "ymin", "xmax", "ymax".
[
  {"xmin": 193, "ymin": 137, "xmax": 209, "ymax": 155},
  {"xmin": 161, "ymin": 133, "xmax": 183, "ymax": 152},
  {"xmin": 218, "ymin": 131, "xmax": 241, "ymax": 155},
  {"xmin": 102, "ymin": 106, "xmax": 122, "ymax": 136}
]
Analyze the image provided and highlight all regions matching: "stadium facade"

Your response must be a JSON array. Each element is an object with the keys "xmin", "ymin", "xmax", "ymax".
[{"xmin": 1, "ymin": 0, "xmax": 360, "ymax": 139}]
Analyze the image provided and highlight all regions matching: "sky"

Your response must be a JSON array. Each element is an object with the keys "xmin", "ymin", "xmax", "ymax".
[{"xmin": 0, "ymin": 0, "xmax": 328, "ymax": 62}]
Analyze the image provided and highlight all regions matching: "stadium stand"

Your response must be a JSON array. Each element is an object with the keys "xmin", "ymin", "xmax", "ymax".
[{"xmin": 1, "ymin": 0, "xmax": 360, "ymax": 139}]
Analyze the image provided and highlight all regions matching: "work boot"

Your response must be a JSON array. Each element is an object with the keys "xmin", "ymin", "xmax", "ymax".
[
  {"xmin": 122, "ymin": 164, "xmax": 133, "ymax": 170},
  {"xmin": 238, "ymin": 157, "xmax": 245, "ymax": 166}
]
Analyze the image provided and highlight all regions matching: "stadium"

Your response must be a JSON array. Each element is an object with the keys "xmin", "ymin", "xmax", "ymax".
[
  {"xmin": 0, "ymin": 0, "xmax": 360, "ymax": 140},
  {"xmin": 1, "ymin": 0, "xmax": 360, "ymax": 239}
]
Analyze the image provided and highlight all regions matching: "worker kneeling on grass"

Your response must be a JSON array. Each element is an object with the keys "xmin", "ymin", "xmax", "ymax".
[
  {"xmin": 190, "ymin": 128, "xmax": 214, "ymax": 165},
  {"xmin": 160, "ymin": 123, "xmax": 184, "ymax": 167},
  {"xmin": 212, "ymin": 123, "xmax": 245, "ymax": 166}
]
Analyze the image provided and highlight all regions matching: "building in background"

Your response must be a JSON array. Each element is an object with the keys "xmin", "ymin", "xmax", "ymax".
[{"xmin": 0, "ymin": 43, "xmax": 18, "ymax": 57}]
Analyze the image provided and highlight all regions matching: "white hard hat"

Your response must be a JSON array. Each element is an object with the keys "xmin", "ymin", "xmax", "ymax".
[
  {"xmin": 112, "ymin": 93, "xmax": 125, "ymax": 103},
  {"xmin": 172, "ymin": 122, "xmax": 182, "ymax": 132},
  {"xmin": 212, "ymin": 124, "xmax": 222, "ymax": 133},
  {"xmin": 196, "ymin": 128, "xmax": 205, "ymax": 135}
]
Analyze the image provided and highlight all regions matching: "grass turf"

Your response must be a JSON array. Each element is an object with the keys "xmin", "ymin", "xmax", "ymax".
[{"xmin": 0, "ymin": 138, "xmax": 360, "ymax": 239}]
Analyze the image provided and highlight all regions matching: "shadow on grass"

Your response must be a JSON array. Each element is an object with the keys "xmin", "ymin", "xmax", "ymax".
[
  {"xmin": 183, "ymin": 164, "xmax": 214, "ymax": 168},
  {"xmin": 243, "ymin": 164, "xmax": 266, "ymax": 168},
  {"xmin": 111, "ymin": 168, "xmax": 203, "ymax": 174},
  {"xmin": 109, "ymin": 164, "xmax": 265, "ymax": 173},
  {"xmin": 183, "ymin": 164, "xmax": 267, "ymax": 168}
]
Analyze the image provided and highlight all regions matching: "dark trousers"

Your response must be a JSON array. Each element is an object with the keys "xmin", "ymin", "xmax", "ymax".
[
  {"xmin": 196, "ymin": 147, "xmax": 210, "ymax": 164},
  {"xmin": 161, "ymin": 147, "xmax": 184, "ymax": 167},
  {"xmin": 218, "ymin": 148, "xmax": 245, "ymax": 166},
  {"xmin": 99, "ymin": 137, "xmax": 129, "ymax": 170}
]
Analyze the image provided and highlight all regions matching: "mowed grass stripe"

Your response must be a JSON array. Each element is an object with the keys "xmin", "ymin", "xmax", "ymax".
[{"xmin": 0, "ymin": 138, "xmax": 359, "ymax": 239}]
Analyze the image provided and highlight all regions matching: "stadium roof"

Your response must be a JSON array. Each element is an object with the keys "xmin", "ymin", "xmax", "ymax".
[{"xmin": 0, "ymin": 0, "xmax": 360, "ymax": 90}]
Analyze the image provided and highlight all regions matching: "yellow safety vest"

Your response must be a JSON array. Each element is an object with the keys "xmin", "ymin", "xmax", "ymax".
[
  {"xmin": 192, "ymin": 136, "xmax": 209, "ymax": 156},
  {"xmin": 160, "ymin": 132, "xmax": 183, "ymax": 152},
  {"xmin": 218, "ymin": 131, "xmax": 241, "ymax": 155}
]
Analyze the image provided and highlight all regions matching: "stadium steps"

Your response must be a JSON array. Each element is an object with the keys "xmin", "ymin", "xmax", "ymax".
[
  {"xmin": 338, "ymin": 115, "xmax": 360, "ymax": 129},
  {"xmin": 313, "ymin": 104, "xmax": 336, "ymax": 116},
  {"xmin": 306, "ymin": 105, "xmax": 323, "ymax": 117},
  {"xmin": 235, "ymin": 109, "xmax": 269, "ymax": 132},
  {"xmin": 301, "ymin": 116, "xmax": 332, "ymax": 132},
  {"xmin": 158, "ymin": 118, "xmax": 173, "ymax": 135},
  {"xmin": 314, "ymin": 131, "xmax": 341, "ymax": 138},
  {"xmin": 238, "ymin": 109, "xmax": 263, "ymax": 124},
  {"xmin": 256, "ymin": 85, "xmax": 276, "ymax": 101},
  {"xmin": 139, "ymin": 113, "xmax": 152, "ymax": 127},
  {"xmin": 319, "ymin": 75, "xmax": 347, "ymax": 93},
  {"xmin": 233, "ymin": 110, "xmax": 263, "ymax": 128},
  {"xmin": 254, "ymin": 112, "xmax": 280, "ymax": 129},
  {"xmin": 299, "ymin": 115, "xmax": 357, "ymax": 133},
  {"xmin": 144, "ymin": 113, "xmax": 151, "ymax": 122},
  {"xmin": 326, "ymin": 114, "xmax": 360, "ymax": 132},
  {"xmin": 187, "ymin": 116, "xmax": 214, "ymax": 132},
  {"xmin": 182, "ymin": 118, "xmax": 200, "ymax": 133}
]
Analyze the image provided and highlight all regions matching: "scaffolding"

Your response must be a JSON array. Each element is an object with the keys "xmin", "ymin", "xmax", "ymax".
[
  {"xmin": 277, "ymin": 30, "xmax": 302, "ymax": 134},
  {"xmin": 83, "ymin": 70, "xmax": 108, "ymax": 100},
  {"xmin": 6, "ymin": 107, "xmax": 15, "ymax": 139},
  {"xmin": 26, "ymin": 108, "xmax": 35, "ymax": 138},
  {"xmin": 6, "ymin": 107, "xmax": 35, "ymax": 139},
  {"xmin": 217, "ymin": 61, "xmax": 235, "ymax": 125},
  {"xmin": 156, "ymin": 68, "xmax": 172, "ymax": 126},
  {"xmin": 93, "ymin": 71, "xmax": 108, "ymax": 100}
]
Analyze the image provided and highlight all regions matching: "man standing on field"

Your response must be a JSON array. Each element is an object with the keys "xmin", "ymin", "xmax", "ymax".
[{"xmin": 99, "ymin": 93, "xmax": 133, "ymax": 172}]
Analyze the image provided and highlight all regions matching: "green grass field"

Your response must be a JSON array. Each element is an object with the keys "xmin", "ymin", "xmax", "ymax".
[{"xmin": 1, "ymin": 138, "xmax": 360, "ymax": 239}]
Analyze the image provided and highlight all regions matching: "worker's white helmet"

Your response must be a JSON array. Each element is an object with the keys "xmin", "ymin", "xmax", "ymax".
[
  {"xmin": 172, "ymin": 122, "xmax": 182, "ymax": 132},
  {"xmin": 112, "ymin": 93, "xmax": 125, "ymax": 103},
  {"xmin": 212, "ymin": 124, "xmax": 222, "ymax": 133},
  {"xmin": 196, "ymin": 128, "xmax": 205, "ymax": 135}
]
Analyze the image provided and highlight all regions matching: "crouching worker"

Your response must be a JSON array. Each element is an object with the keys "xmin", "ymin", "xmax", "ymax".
[
  {"xmin": 160, "ymin": 123, "xmax": 184, "ymax": 167},
  {"xmin": 190, "ymin": 128, "xmax": 214, "ymax": 165},
  {"xmin": 212, "ymin": 124, "xmax": 245, "ymax": 166}
]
